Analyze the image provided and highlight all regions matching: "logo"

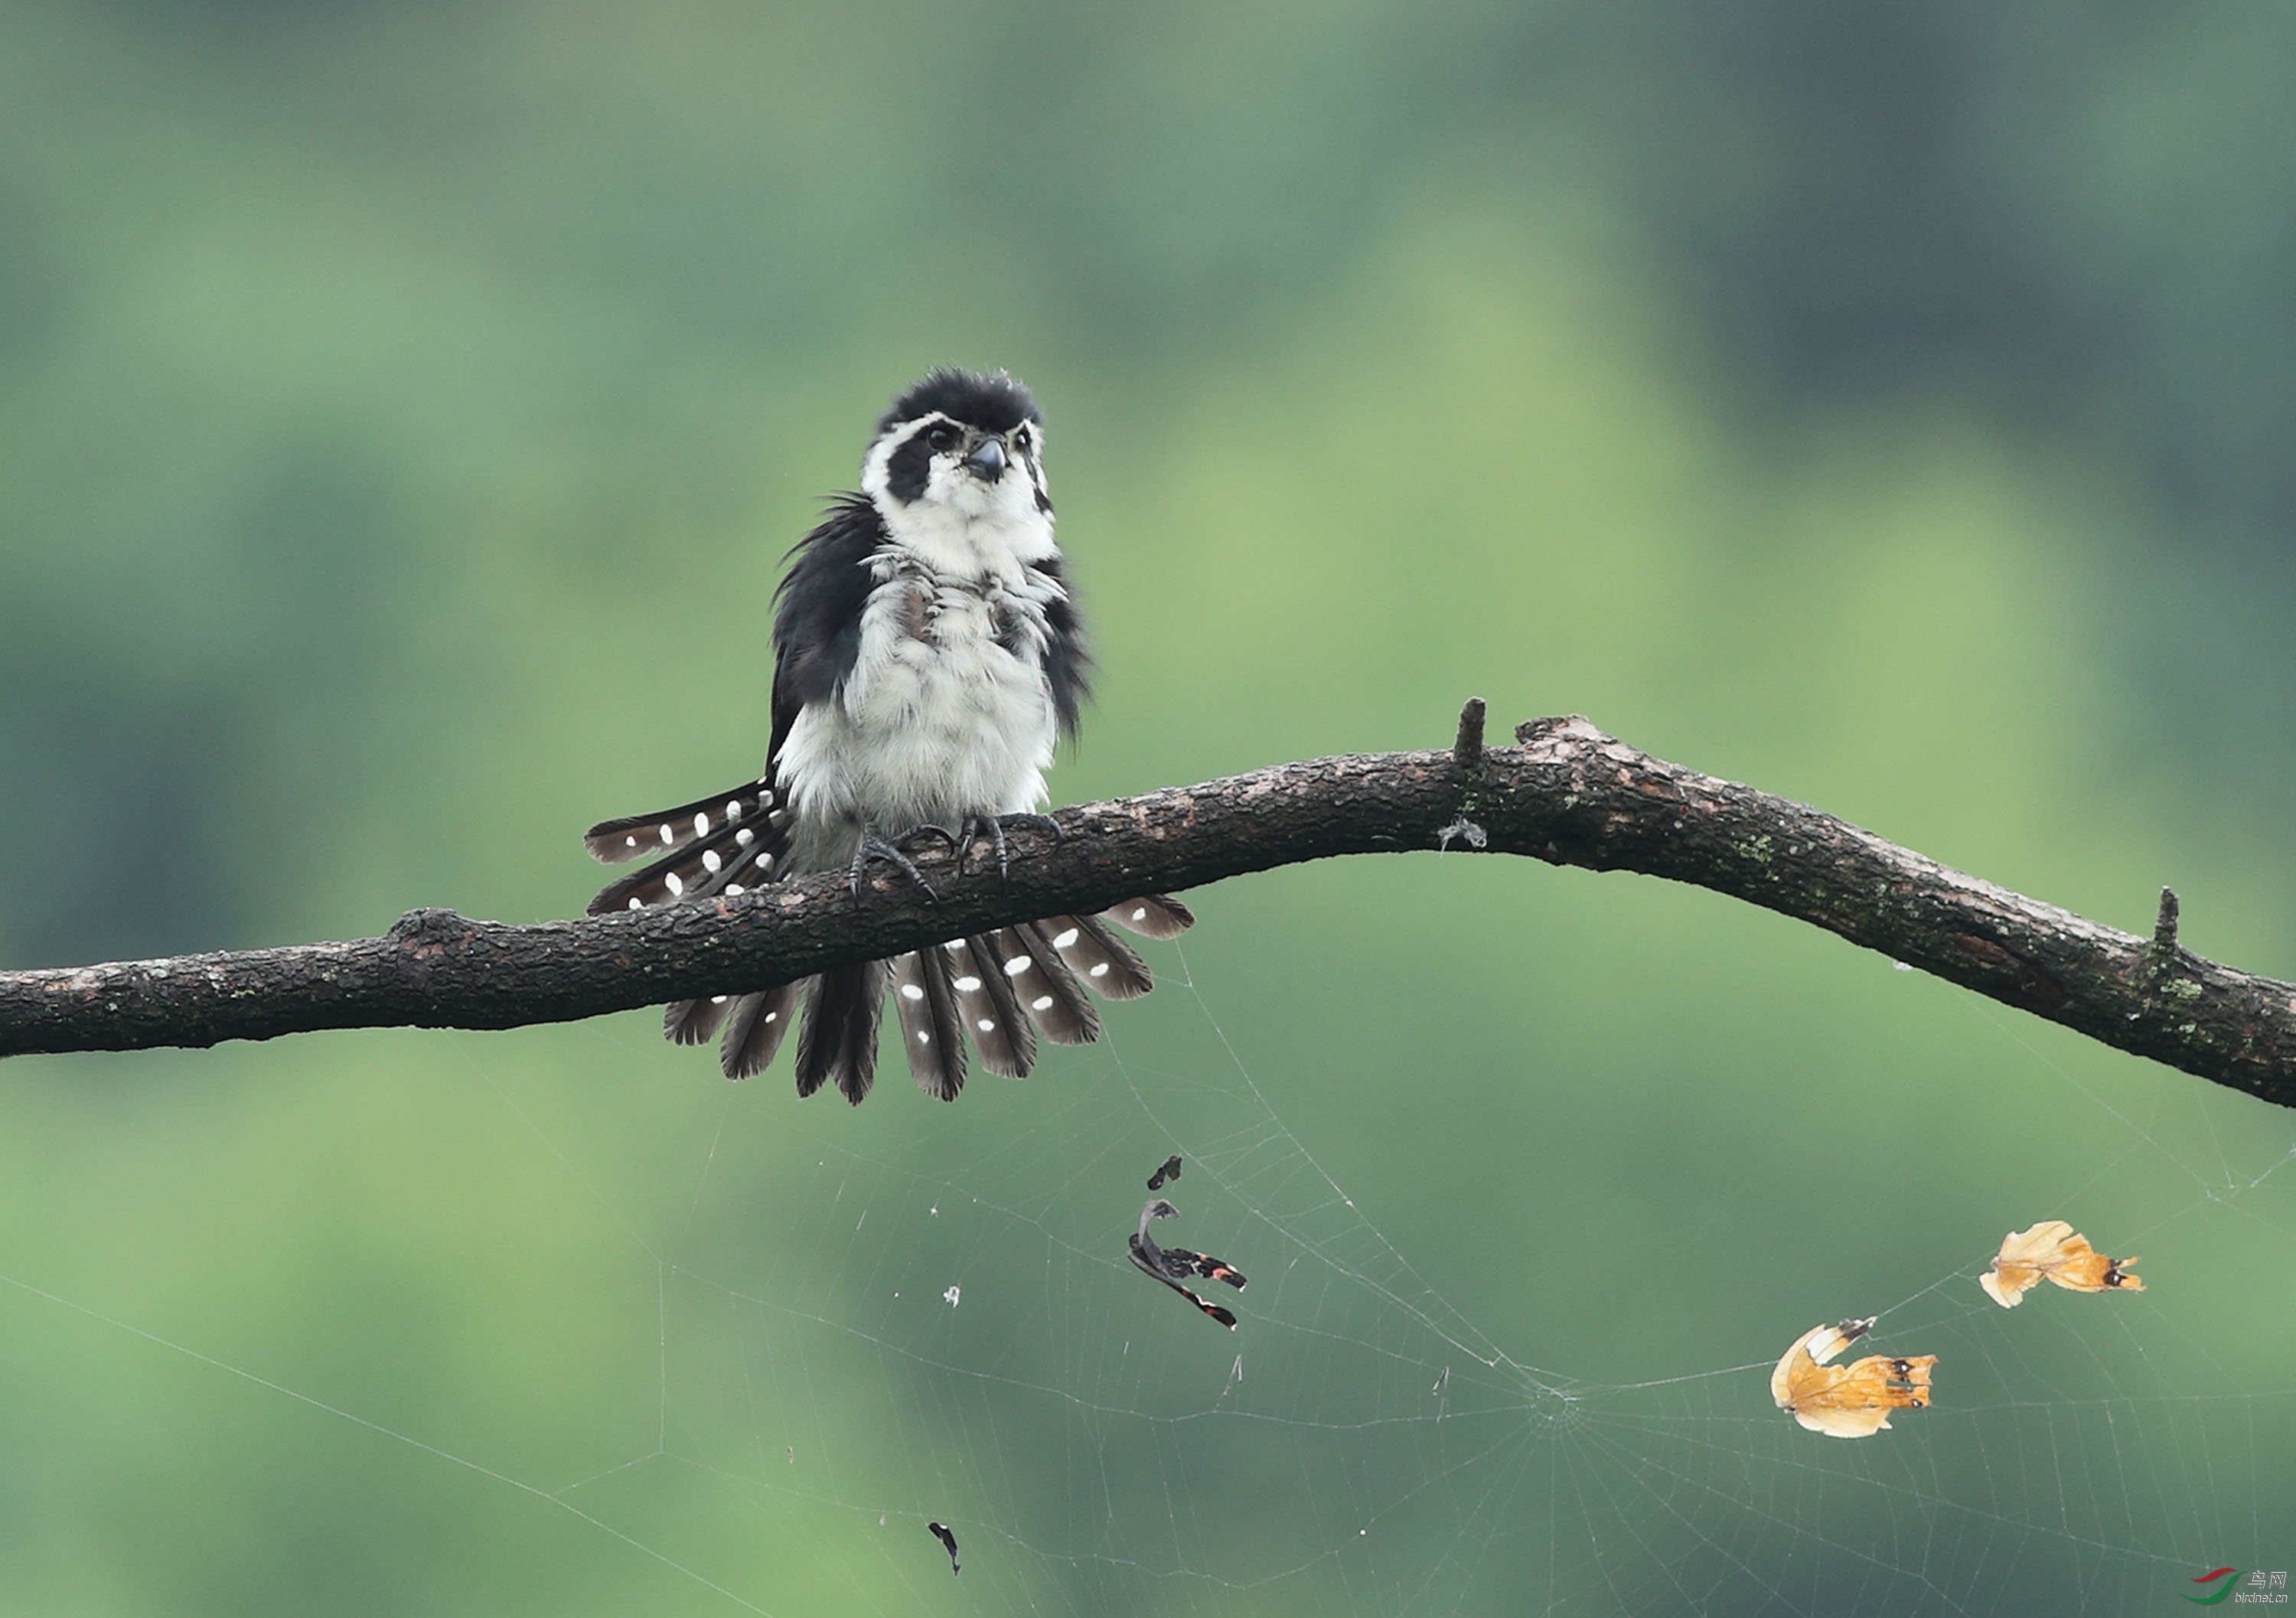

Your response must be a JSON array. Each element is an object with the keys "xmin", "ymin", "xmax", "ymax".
[
  {"xmin": 2189, "ymin": 1571, "xmax": 2242, "ymax": 1607},
  {"xmin": 2187, "ymin": 1568, "xmax": 2290, "ymax": 1606}
]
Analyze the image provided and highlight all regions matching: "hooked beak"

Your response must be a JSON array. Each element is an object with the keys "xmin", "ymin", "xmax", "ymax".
[{"xmin": 964, "ymin": 436, "xmax": 1007, "ymax": 481}]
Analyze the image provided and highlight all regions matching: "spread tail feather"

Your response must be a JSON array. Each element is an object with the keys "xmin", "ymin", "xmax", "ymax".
[
  {"xmin": 1041, "ymin": 913, "xmax": 1153, "ymax": 1000},
  {"xmin": 794, "ymin": 961, "xmax": 886, "ymax": 1104},
  {"xmin": 584, "ymin": 778, "xmax": 778, "ymax": 864},
  {"xmin": 957, "ymin": 936, "xmax": 1039, "ymax": 1078},
  {"xmin": 586, "ymin": 780, "xmax": 790, "ymax": 915},
  {"xmin": 586, "ymin": 773, "xmax": 1195, "ymax": 1096},
  {"xmin": 666, "ymin": 994, "xmax": 733, "ymax": 1046},
  {"xmin": 1002, "ymin": 922, "xmax": 1101, "ymax": 1045},
  {"xmin": 1104, "ymin": 895, "xmax": 1193, "ymax": 941},
  {"xmin": 890, "ymin": 948, "xmax": 969, "ymax": 1101},
  {"xmin": 720, "ymin": 982, "xmax": 803, "ymax": 1079}
]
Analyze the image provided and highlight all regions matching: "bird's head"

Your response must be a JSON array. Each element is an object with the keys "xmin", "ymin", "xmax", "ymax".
[{"xmin": 860, "ymin": 367, "xmax": 1052, "ymax": 525}]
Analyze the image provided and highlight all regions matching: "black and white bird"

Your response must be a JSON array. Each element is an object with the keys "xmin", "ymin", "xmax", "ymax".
[{"xmin": 582, "ymin": 368, "xmax": 1191, "ymax": 1103}]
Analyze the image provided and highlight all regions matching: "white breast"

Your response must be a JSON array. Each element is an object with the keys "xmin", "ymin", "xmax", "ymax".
[{"xmin": 775, "ymin": 506, "xmax": 1063, "ymax": 869}]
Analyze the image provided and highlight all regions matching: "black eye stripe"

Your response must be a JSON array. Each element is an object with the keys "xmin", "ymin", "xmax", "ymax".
[
  {"xmin": 885, "ymin": 422, "xmax": 938, "ymax": 502},
  {"xmin": 879, "ymin": 409, "xmax": 1044, "ymax": 504}
]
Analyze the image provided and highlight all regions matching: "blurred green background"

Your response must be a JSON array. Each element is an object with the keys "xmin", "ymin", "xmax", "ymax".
[{"xmin": 4, "ymin": 2, "xmax": 2294, "ymax": 1613}]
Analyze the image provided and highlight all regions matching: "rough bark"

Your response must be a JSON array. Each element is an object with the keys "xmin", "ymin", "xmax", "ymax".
[{"xmin": 2, "ymin": 711, "xmax": 2289, "ymax": 1110}]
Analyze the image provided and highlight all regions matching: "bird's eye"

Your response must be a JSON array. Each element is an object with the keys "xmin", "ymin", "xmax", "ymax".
[
  {"xmin": 1013, "ymin": 426, "xmax": 1032, "ymax": 452},
  {"xmin": 926, "ymin": 424, "xmax": 958, "ymax": 452}
]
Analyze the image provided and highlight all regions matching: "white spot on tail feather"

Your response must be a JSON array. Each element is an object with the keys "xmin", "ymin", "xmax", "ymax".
[
  {"xmin": 900, "ymin": 984, "xmax": 925, "ymax": 1001},
  {"xmin": 1052, "ymin": 927, "xmax": 1079, "ymax": 949},
  {"xmin": 1031, "ymin": 995, "xmax": 1054, "ymax": 1011}
]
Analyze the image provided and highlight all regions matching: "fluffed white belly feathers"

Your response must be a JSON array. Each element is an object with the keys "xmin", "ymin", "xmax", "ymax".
[{"xmin": 776, "ymin": 563, "xmax": 1059, "ymax": 870}]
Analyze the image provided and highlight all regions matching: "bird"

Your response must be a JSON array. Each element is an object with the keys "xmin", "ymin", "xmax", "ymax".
[{"xmin": 581, "ymin": 367, "xmax": 1192, "ymax": 1103}]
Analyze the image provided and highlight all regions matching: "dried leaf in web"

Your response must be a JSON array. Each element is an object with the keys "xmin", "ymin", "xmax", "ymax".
[
  {"xmin": 1770, "ymin": 1318, "xmax": 1938, "ymax": 1439},
  {"xmin": 1981, "ymin": 1220, "xmax": 2144, "ymax": 1308}
]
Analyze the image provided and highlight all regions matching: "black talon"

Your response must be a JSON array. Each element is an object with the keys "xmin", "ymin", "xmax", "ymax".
[
  {"xmin": 955, "ymin": 814, "xmax": 1013, "ymax": 881},
  {"xmin": 848, "ymin": 834, "xmax": 938, "ymax": 903},
  {"xmin": 1009, "ymin": 813, "xmax": 1063, "ymax": 863},
  {"xmin": 951, "ymin": 813, "xmax": 1063, "ymax": 882}
]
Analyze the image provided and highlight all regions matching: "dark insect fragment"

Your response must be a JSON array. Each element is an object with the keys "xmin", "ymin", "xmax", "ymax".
[
  {"xmin": 1127, "ymin": 1198, "xmax": 1245, "ymax": 1329},
  {"xmin": 1163, "ymin": 1246, "xmax": 1246, "ymax": 1288},
  {"xmin": 927, "ymin": 1521, "xmax": 960, "ymax": 1576},
  {"xmin": 1147, "ymin": 1153, "xmax": 1183, "ymax": 1191}
]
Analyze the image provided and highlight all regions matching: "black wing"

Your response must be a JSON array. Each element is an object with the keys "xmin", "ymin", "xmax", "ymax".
[
  {"xmin": 767, "ymin": 493, "xmax": 889, "ymax": 778},
  {"xmin": 1034, "ymin": 552, "xmax": 1092, "ymax": 743}
]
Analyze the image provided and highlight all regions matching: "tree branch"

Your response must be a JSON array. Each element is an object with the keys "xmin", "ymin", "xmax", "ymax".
[{"xmin": 4, "ymin": 709, "xmax": 2290, "ymax": 1110}]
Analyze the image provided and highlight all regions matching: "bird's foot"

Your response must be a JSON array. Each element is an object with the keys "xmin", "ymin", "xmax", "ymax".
[
  {"xmin": 932, "ymin": 812, "xmax": 1056, "ymax": 876},
  {"xmin": 894, "ymin": 822, "xmax": 960, "ymax": 856},
  {"xmin": 848, "ymin": 833, "xmax": 938, "ymax": 903},
  {"xmin": 1003, "ymin": 811, "xmax": 1064, "ymax": 846},
  {"xmin": 956, "ymin": 813, "xmax": 1062, "ymax": 882},
  {"xmin": 954, "ymin": 815, "xmax": 1010, "ymax": 881}
]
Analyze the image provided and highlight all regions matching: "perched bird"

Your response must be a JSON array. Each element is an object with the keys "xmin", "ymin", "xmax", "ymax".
[{"xmin": 582, "ymin": 368, "xmax": 1191, "ymax": 1102}]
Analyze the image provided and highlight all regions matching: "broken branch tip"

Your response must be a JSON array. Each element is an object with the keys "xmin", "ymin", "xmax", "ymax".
[{"xmin": 1453, "ymin": 698, "xmax": 1487, "ymax": 770}]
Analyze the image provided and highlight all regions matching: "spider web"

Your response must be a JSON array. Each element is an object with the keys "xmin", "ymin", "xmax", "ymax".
[
  {"xmin": 504, "ymin": 941, "xmax": 2296, "ymax": 1613},
  {"xmin": 7, "ymin": 935, "xmax": 2292, "ymax": 1614}
]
